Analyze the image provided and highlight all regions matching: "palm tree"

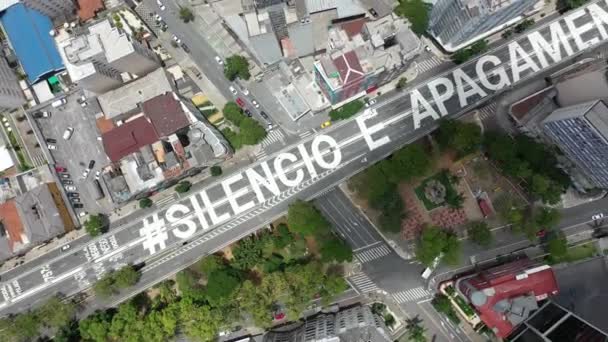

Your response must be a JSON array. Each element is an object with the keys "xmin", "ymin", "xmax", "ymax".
[{"xmin": 406, "ymin": 316, "xmax": 427, "ymax": 342}]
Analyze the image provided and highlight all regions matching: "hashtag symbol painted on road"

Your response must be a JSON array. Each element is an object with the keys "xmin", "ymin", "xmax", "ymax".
[{"xmin": 139, "ymin": 213, "xmax": 169, "ymax": 255}]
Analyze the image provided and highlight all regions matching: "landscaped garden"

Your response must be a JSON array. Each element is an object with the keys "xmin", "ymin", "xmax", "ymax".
[{"xmin": 414, "ymin": 169, "xmax": 461, "ymax": 211}]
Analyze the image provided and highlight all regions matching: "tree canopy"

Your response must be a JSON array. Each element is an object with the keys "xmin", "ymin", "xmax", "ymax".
[
  {"xmin": 287, "ymin": 200, "xmax": 330, "ymax": 236},
  {"xmin": 175, "ymin": 181, "xmax": 192, "ymax": 194},
  {"xmin": 415, "ymin": 226, "xmax": 461, "ymax": 266},
  {"xmin": 224, "ymin": 55, "xmax": 251, "ymax": 81},
  {"xmin": 84, "ymin": 214, "xmax": 105, "ymax": 236},
  {"xmin": 547, "ymin": 232, "xmax": 568, "ymax": 262},
  {"xmin": 467, "ymin": 221, "xmax": 493, "ymax": 247},
  {"xmin": 139, "ymin": 197, "xmax": 153, "ymax": 209},
  {"xmin": 320, "ymin": 236, "xmax": 353, "ymax": 263},
  {"xmin": 435, "ymin": 119, "xmax": 482, "ymax": 157},
  {"xmin": 394, "ymin": 0, "xmax": 430, "ymax": 35}
]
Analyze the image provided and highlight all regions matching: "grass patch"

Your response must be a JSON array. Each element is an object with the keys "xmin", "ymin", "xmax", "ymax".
[
  {"xmin": 566, "ymin": 243, "xmax": 597, "ymax": 262},
  {"xmin": 414, "ymin": 171, "xmax": 458, "ymax": 210},
  {"xmin": 453, "ymin": 294, "xmax": 475, "ymax": 318},
  {"xmin": 200, "ymin": 108, "xmax": 218, "ymax": 118},
  {"xmin": 328, "ymin": 100, "xmax": 365, "ymax": 121}
]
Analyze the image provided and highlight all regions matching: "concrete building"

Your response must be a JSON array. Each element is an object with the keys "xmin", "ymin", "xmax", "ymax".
[
  {"xmin": 0, "ymin": 51, "xmax": 25, "ymax": 109},
  {"xmin": 264, "ymin": 304, "xmax": 391, "ymax": 342},
  {"xmin": 54, "ymin": 18, "xmax": 159, "ymax": 93},
  {"xmin": 428, "ymin": 0, "xmax": 541, "ymax": 51},
  {"xmin": 22, "ymin": 0, "xmax": 75, "ymax": 20},
  {"xmin": 542, "ymin": 100, "xmax": 608, "ymax": 190},
  {"xmin": 507, "ymin": 300, "xmax": 608, "ymax": 341},
  {"xmin": 245, "ymin": 10, "xmax": 284, "ymax": 65},
  {"xmin": 456, "ymin": 259, "xmax": 559, "ymax": 338}
]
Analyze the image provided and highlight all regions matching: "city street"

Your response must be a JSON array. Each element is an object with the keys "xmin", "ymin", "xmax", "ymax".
[{"xmin": 1, "ymin": 2, "xmax": 608, "ymax": 331}]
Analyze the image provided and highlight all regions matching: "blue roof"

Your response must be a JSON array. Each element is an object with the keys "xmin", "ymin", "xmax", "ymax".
[{"xmin": 1, "ymin": 4, "xmax": 64, "ymax": 83}]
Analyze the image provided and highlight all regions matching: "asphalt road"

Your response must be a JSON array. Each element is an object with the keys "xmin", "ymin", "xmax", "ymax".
[{"xmin": 2, "ymin": 1, "xmax": 608, "ymax": 318}]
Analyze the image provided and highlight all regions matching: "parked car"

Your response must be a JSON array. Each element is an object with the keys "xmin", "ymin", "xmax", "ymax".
[
  {"xmin": 260, "ymin": 111, "xmax": 269, "ymax": 120},
  {"xmin": 63, "ymin": 127, "xmax": 74, "ymax": 140},
  {"xmin": 244, "ymin": 109, "xmax": 252, "ymax": 117},
  {"xmin": 62, "ymin": 180, "xmax": 74, "ymax": 185},
  {"xmin": 235, "ymin": 98, "xmax": 246, "ymax": 108},
  {"xmin": 82, "ymin": 169, "xmax": 90, "ymax": 178},
  {"xmin": 267, "ymin": 123, "xmax": 273, "ymax": 131},
  {"xmin": 51, "ymin": 98, "xmax": 67, "ymax": 108},
  {"xmin": 181, "ymin": 43, "xmax": 190, "ymax": 53},
  {"xmin": 229, "ymin": 86, "xmax": 237, "ymax": 95},
  {"xmin": 592, "ymin": 213, "xmax": 604, "ymax": 220},
  {"xmin": 95, "ymin": 170, "xmax": 101, "ymax": 180},
  {"xmin": 60, "ymin": 173, "xmax": 70, "ymax": 179},
  {"xmin": 365, "ymin": 98, "xmax": 377, "ymax": 107},
  {"xmin": 172, "ymin": 35, "xmax": 181, "ymax": 44},
  {"xmin": 61, "ymin": 244, "xmax": 71, "ymax": 252},
  {"xmin": 215, "ymin": 56, "xmax": 224, "ymax": 65},
  {"xmin": 46, "ymin": 138, "xmax": 57, "ymax": 143},
  {"xmin": 67, "ymin": 192, "xmax": 79, "ymax": 198},
  {"xmin": 65, "ymin": 185, "xmax": 76, "ymax": 191},
  {"xmin": 252, "ymin": 100, "xmax": 260, "ymax": 108},
  {"xmin": 321, "ymin": 121, "xmax": 331, "ymax": 128},
  {"xmin": 78, "ymin": 211, "xmax": 88, "ymax": 218},
  {"xmin": 71, "ymin": 198, "xmax": 81, "ymax": 203},
  {"xmin": 47, "ymin": 144, "xmax": 57, "ymax": 150},
  {"xmin": 73, "ymin": 203, "xmax": 84, "ymax": 209},
  {"xmin": 241, "ymin": 88, "xmax": 250, "ymax": 96},
  {"xmin": 55, "ymin": 166, "xmax": 66, "ymax": 172},
  {"xmin": 88, "ymin": 160, "xmax": 95, "ymax": 169},
  {"xmin": 156, "ymin": 0, "xmax": 165, "ymax": 10}
]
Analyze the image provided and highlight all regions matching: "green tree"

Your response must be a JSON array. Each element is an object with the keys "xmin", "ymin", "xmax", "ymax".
[
  {"xmin": 406, "ymin": 316, "xmax": 427, "ymax": 342},
  {"xmin": 534, "ymin": 206, "xmax": 561, "ymax": 230},
  {"xmin": 37, "ymin": 296, "xmax": 76, "ymax": 329},
  {"xmin": 547, "ymin": 232, "xmax": 568, "ymax": 262},
  {"xmin": 381, "ymin": 144, "xmax": 431, "ymax": 182},
  {"xmin": 84, "ymin": 214, "xmax": 105, "ymax": 236},
  {"xmin": 396, "ymin": 77, "xmax": 408, "ymax": 90},
  {"xmin": 175, "ymin": 180, "xmax": 192, "ymax": 193},
  {"xmin": 416, "ymin": 226, "xmax": 461, "ymax": 266},
  {"xmin": 224, "ymin": 55, "xmax": 251, "ymax": 81},
  {"xmin": 94, "ymin": 274, "xmax": 116, "ymax": 298},
  {"xmin": 328, "ymin": 100, "xmax": 365, "ymax": 121},
  {"xmin": 194, "ymin": 255, "xmax": 224, "ymax": 275},
  {"xmin": 139, "ymin": 197, "xmax": 153, "ymax": 209},
  {"xmin": 442, "ymin": 233, "xmax": 462, "ymax": 265},
  {"xmin": 154, "ymin": 280, "xmax": 178, "ymax": 306},
  {"xmin": 79, "ymin": 310, "xmax": 112, "ymax": 342},
  {"xmin": 113, "ymin": 265, "xmax": 140, "ymax": 288},
  {"xmin": 350, "ymin": 163, "xmax": 394, "ymax": 208},
  {"xmin": 210, "ymin": 165, "xmax": 222, "ymax": 176},
  {"xmin": 142, "ymin": 307, "xmax": 178, "ymax": 341},
  {"xmin": 109, "ymin": 302, "xmax": 141, "ymax": 340},
  {"xmin": 222, "ymin": 102, "xmax": 245, "ymax": 126},
  {"xmin": 467, "ymin": 221, "xmax": 493, "ymax": 247},
  {"xmin": 320, "ymin": 236, "xmax": 353, "ymax": 263},
  {"xmin": 176, "ymin": 269, "xmax": 205, "ymax": 301},
  {"xmin": 431, "ymin": 294, "xmax": 460, "ymax": 323},
  {"xmin": 287, "ymin": 200, "xmax": 330, "ymax": 236},
  {"xmin": 273, "ymin": 223, "xmax": 295, "ymax": 249},
  {"xmin": 177, "ymin": 299, "xmax": 221, "ymax": 341},
  {"xmin": 232, "ymin": 235, "xmax": 265, "ymax": 270},
  {"xmin": 239, "ymin": 117, "xmax": 267, "ymax": 145},
  {"xmin": 435, "ymin": 119, "xmax": 482, "ymax": 157},
  {"xmin": 206, "ymin": 268, "xmax": 241, "ymax": 305},
  {"xmin": 394, "ymin": 0, "xmax": 430, "ymax": 35},
  {"xmin": 179, "ymin": 6, "xmax": 194, "ymax": 22},
  {"xmin": 13, "ymin": 312, "xmax": 40, "ymax": 340}
]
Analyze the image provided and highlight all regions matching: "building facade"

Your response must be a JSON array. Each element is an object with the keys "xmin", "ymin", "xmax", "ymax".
[
  {"xmin": 0, "ymin": 51, "xmax": 25, "ymax": 109},
  {"xmin": 23, "ymin": 0, "xmax": 75, "ymax": 19},
  {"xmin": 542, "ymin": 100, "xmax": 608, "ymax": 189},
  {"xmin": 428, "ymin": 0, "xmax": 540, "ymax": 51}
]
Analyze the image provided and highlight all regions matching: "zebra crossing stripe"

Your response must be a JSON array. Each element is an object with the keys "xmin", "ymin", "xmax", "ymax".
[
  {"xmin": 417, "ymin": 57, "xmax": 443, "ymax": 73},
  {"xmin": 156, "ymin": 195, "xmax": 176, "ymax": 207},
  {"xmin": 355, "ymin": 244, "xmax": 392, "ymax": 263},
  {"xmin": 261, "ymin": 130, "xmax": 285, "ymax": 148},
  {"xmin": 299, "ymin": 130, "xmax": 313, "ymax": 139},
  {"xmin": 478, "ymin": 103, "xmax": 497, "ymax": 120},
  {"xmin": 392, "ymin": 287, "xmax": 432, "ymax": 303},
  {"xmin": 349, "ymin": 273, "xmax": 379, "ymax": 293}
]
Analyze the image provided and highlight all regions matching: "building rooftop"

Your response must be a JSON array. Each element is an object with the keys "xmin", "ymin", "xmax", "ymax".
[
  {"xmin": 77, "ymin": 0, "xmax": 105, "ymax": 22},
  {"xmin": 142, "ymin": 93, "xmax": 190, "ymax": 137},
  {"xmin": 1, "ymin": 3, "xmax": 65, "ymax": 83},
  {"xmin": 97, "ymin": 68, "xmax": 174, "ymax": 118},
  {"xmin": 102, "ymin": 116, "xmax": 159, "ymax": 162},
  {"xmin": 457, "ymin": 259, "xmax": 559, "ymax": 338},
  {"xmin": 304, "ymin": 0, "xmax": 365, "ymax": 18},
  {"xmin": 0, "ymin": 199, "xmax": 25, "ymax": 258}
]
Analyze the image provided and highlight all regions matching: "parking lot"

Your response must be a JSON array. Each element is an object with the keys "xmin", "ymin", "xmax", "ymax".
[{"xmin": 31, "ymin": 91, "xmax": 114, "ymax": 216}]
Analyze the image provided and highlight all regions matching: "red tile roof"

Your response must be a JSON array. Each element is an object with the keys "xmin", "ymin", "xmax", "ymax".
[
  {"xmin": 77, "ymin": 0, "xmax": 105, "ymax": 22},
  {"xmin": 142, "ymin": 93, "xmax": 190, "ymax": 137},
  {"xmin": 509, "ymin": 87, "xmax": 555, "ymax": 120},
  {"xmin": 102, "ymin": 116, "xmax": 159, "ymax": 162},
  {"xmin": 333, "ymin": 51, "xmax": 365, "ymax": 86},
  {"xmin": 340, "ymin": 18, "xmax": 368, "ymax": 39},
  {"xmin": 458, "ymin": 260, "xmax": 559, "ymax": 338},
  {"xmin": 0, "ymin": 200, "xmax": 24, "ymax": 251}
]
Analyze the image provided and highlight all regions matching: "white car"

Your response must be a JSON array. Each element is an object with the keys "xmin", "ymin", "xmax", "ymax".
[
  {"xmin": 95, "ymin": 170, "xmax": 101, "ymax": 180},
  {"xmin": 365, "ymin": 98, "xmax": 377, "ymax": 107},
  {"xmin": 154, "ymin": 13, "xmax": 162, "ymax": 22},
  {"xmin": 47, "ymin": 144, "xmax": 57, "ymax": 150},
  {"xmin": 172, "ymin": 35, "xmax": 181, "ymax": 44},
  {"xmin": 592, "ymin": 213, "xmax": 604, "ymax": 220},
  {"xmin": 267, "ymin": 123, "xmax": 273, "ymax": 131},
  {"xmin": 78, "ymin": 211, "xmax": 88, "ymax": 218},
  {"xmin": 241, "ymin": 88, "xmax": 250, "ymax": 96},
  {"xmin": 156, "ymin": 0, "xmax": 165, "ymax": 10},
  {"xmin": 252, "ymin": 100, "xmax": 260, "ymax": 108},
  {"xmin": 229, "ymin": 86, "xmax": 237, "ymax": 95},
  {"xmin": 82, "ymin": 169, "xmax": 90, "ymax": 178},
  {"xmin": 61, "ymin": 244, "xmax": 71, "ymax": 252},
  {"xmin": 425, "ymin": 45, "xmax": 431, "ymax": 52},
  {"xmin": 65, "ymin": 185, "xmax": 76, "ymax": 191},
  {"xmin": 215, "ymin": 56, "xmax": 224, "ymax": 65}
]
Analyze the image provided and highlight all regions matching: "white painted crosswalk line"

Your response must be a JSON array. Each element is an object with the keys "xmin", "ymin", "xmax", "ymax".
[
  {"xmin": 417, "ymin": 56, "xmax": 443, "ymax": 73},
  {"xmin": 298, "ymin": 130, "xmax": 313, "ymax": 139},
  {"xmin": 392, "ymin": 287, "xmax": 432, "ymax": 303},
  {"xmin": 156, "ymin": 195, "xmax": 177, "ymax": 207},
  {"xmin": 349, "ymin": 273, "xmax": 379, "ymax": 293},
  {"xmin": 355, "ymin": 244, "xmax": 392, "ymax": 263},
  {"xmin": 254, "ymin": 149, "xmax": 266, "ymax": 160},
  {"xmin": 478, "ymin": 102, "xmax": 497, "ymax": 120},
  {"xmin": 260, "ymin": 130, "xmax": 285, "ymax": 148}
]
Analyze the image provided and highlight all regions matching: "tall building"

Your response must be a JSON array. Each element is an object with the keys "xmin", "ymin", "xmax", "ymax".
[
  {"xmin": 428, "ymin": 0, "xmax": 540, "ymax": 51},
  {"xmin": 22, "ymin": 0, "xmax": 75, "ymax": 19},
  {"xmin": 507, "ymin": 300, "xmax": 608, "ymax": 341},
  {"xmin": 542, "ymin": 100, "xmax": 608, "ymax": 189},
  {"xmin": 0, "ymin": 51, "xmax": 25, "ymax": 109},
  {"xmin": 264, "ymin": 305, "xmax": 391, "ymax": 342},
  {"xmin": 55, "ymin": 18, "xmax": 160, "ymax": 93},
  {"xmin": 455, "ymin": 259, "xmax": 559, "ymax": 338}
]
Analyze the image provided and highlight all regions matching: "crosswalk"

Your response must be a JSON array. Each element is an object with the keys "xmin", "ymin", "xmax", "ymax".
[
  {"xmin": 478, "ymin": 102, "xmax": 497, "ymax": 121},
  {"xmin": 156, "ymin": 194, "xmax": 177, "ymax": 208},
  {"xmin": 254, "ymin": 149, "xmax": 266, "ymax": 160},
  {"xmin": 261, "ymin": 129, "xmax": 285, "ymax": 148},
  {"xmin": 298, "ymin": 130, "xmax": 314, "ymax": 140},
  {"xmin": 417, "ymin": 56, "xmax": 443, "ymax": 74},
  {"xmin": 348, "ymin": 273, "xmax": 380, "ymax": 294},
  {"xmin": 392, "ymin": 287, "xmax": 432, "ymax": 303},
  {"xmin": 31, "ymin": 152, "xmax": 46, "ymax": 167},
  {"xmin": 355, "ymin": 244, "xmax": 392, "ymax": 263}
]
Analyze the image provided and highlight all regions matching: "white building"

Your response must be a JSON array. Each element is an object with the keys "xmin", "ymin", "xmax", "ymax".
[{"xmin": 55, "ymin": 18, "xmax": 160, "ymax": 93}]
